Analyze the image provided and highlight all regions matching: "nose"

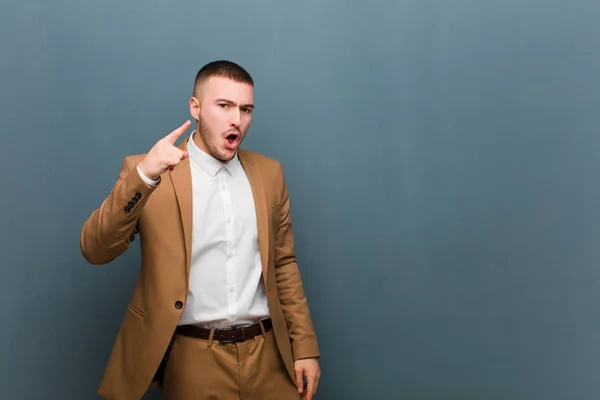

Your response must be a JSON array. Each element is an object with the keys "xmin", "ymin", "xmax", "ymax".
[{"xmin": 230, "ymin": 108, "xmax": 241, "ymax": 128}]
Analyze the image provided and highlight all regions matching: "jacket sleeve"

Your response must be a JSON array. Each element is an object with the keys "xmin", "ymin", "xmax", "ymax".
[
  {"xmin": 273, "ymin": 164, "xmax": 320, "ymax": 360},
  {"xmin": 80, "ymin": 157, "xmax": 158, "ymax": 265}
]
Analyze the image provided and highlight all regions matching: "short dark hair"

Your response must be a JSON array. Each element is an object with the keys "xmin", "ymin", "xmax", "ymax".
[{"xmin": 193, "ymin": 60, "xmax": 254, "ymax": 95}]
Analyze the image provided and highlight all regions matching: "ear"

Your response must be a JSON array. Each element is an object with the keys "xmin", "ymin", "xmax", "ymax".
[{"xmin": 189, "ymin": 96, "xmax": 200, "ymax": 121}]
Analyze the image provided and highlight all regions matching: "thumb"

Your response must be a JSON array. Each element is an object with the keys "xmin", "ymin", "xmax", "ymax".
[
  {"xmin": 295, "ymin": 368, "xmax": 304, "ymax": 394},
  {"xmin": 181, "ymin": 150, "xmax": 189, "ymax": 160}
]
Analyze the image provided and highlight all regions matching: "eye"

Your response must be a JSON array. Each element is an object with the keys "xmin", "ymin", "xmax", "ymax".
[
  {"xmin": 218, "ymin": 103, "xmax": 229, "ymax": 108},
  {"xmin": 241, "ymin": 107, "xmax": 252, "ymax": 114}
]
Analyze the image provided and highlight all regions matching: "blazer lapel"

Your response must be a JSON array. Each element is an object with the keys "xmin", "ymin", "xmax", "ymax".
[
  {"xmin": 239, "ymin": 150, "xmax": 270, "ymax": 290},
  {"xmin": 169, "ymin": 138, "xmax": 193, "ymax": 281}
]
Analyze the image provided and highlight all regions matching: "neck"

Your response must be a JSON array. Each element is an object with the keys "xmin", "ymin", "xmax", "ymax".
[{"xmin": 194, "ymin": 130, "xmax": 217, "ymax": 160}]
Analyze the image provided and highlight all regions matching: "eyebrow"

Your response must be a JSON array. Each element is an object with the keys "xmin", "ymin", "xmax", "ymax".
[{"xmin": 216, "ymin": 98, "xmax": 254, "ymax": 109}]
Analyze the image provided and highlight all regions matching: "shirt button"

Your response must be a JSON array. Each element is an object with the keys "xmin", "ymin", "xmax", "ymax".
[
  {"xmin": 221, "ymin": 184, "xmax": 226, "ymax": 189},
  {"xmin": 229, "ymin": 287, "xmax": 234, "ymax": 293},
  {"xmin": 174, "ymin": 301, "xmax": 183, "ymax": 309},
  {"xmin": 227, "ymin": 217, "xmax": 232, "ymax": 223}
]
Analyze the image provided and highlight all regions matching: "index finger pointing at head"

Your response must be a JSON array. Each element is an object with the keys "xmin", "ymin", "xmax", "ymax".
[{"xmin": 164, "ymin": 120, "xmax": 191, "ymax": 144}]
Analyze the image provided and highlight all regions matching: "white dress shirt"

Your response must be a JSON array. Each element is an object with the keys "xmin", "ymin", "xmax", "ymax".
[{"xmin": 137, "ymin": 131, "xmax": 270, "ymax": 329}]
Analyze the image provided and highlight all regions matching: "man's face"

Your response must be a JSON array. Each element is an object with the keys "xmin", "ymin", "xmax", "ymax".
[{"xmin": 190, "ymin": 76, "xmax": 254, "ymax": 162}]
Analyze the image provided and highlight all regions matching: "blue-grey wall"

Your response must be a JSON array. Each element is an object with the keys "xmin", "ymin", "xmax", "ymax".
[{"xmin": 2, "ymin": 0, "xmax": 600, "ymax": 399}]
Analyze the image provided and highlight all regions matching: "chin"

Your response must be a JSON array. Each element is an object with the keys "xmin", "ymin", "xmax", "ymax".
[{"xmin": 216, "ymin": 151, "xmax": 236, "ymax": 162}]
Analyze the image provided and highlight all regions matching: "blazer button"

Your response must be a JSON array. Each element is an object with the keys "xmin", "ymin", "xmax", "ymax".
[
  {"xmin": 124, "ymin": 206, "xmax": 131, "ymax": 213},
  {"xmin": 135, "ymin": 192, "xmax": 142, "ymax": 199},
  {"xmin": 174, "ymin": 301, "xmax": 183, "ymax": 309}
]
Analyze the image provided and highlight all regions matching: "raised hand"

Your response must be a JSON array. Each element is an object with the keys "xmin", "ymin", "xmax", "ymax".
[{"xmin": 139, "ymin": 120, "xmax": 191, "ymax": 180}]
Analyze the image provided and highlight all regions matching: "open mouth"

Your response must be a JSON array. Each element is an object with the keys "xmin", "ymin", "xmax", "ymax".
[{"xmin": 225, "ymin": 132, "xmax": 240, "ymax": 149}]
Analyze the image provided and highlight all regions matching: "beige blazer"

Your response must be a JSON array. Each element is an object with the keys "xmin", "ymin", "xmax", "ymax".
[{"xmin": 80, "ymin": 138, "xmax": 319, "ymax": 400}]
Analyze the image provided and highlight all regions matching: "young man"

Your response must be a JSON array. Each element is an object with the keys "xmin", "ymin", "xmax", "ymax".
[{"xmin": 80, "ymin": 60, "xmax": 320, "ymax": 400}]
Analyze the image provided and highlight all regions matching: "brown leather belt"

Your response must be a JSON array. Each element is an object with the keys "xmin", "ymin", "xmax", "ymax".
[{"xmin": 175, "ymin": 318, "xmax": 272, "ymax": 343}]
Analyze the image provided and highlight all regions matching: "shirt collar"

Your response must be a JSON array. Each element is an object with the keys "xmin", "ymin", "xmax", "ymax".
[{"xmin": 186, "ymin": 130, "xmax": 242, "ymax": 177}]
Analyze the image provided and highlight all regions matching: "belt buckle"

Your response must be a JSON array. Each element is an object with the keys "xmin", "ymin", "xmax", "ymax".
[
  {"xmin": 219, "ymin": 327, "xmax": 246, "ymax": 343},
  {"xmin": 219, "ymin": 329, "xmax": 238, "ymax": 344},
  {"xmin": 219, "ymin": 333, "xmax": 236, "ymax": 343}
]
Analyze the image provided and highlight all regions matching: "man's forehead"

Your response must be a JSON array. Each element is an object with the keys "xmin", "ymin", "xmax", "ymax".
[{"xmin": 199, "ymin": 76, "xmax": 253, "ymax": 97}]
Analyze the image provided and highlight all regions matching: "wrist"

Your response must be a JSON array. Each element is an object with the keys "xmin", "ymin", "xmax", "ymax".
[
  {"xmin": 137, "ymin": 163, "xmax": 160, "ymax": 186},
  {"xmin": 139, "ymin": 161, "xmax": 159, "ymax": 180}
]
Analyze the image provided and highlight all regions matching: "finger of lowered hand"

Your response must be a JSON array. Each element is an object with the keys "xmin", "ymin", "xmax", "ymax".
[
  {"xmin": 304, "ymin": 373, "xmax": 317, "ymax": 400},
  {"xmin": 295, "ymin": 369, "xmax": 304, "ymax": 394}
]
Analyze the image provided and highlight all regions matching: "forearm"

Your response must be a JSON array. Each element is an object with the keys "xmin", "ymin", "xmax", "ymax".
[
  {"xmin": 80, "ymin": 158, "xmax": 156, "ymax": 264},
  {"xmin": 275, "ymin": 260, "xmax": 320, "ymax": 360}
]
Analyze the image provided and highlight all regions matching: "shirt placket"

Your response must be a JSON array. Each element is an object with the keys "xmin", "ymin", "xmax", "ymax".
[{"xmin": 218, "ymin": 168, "xmax": 237, "ymax": 322}]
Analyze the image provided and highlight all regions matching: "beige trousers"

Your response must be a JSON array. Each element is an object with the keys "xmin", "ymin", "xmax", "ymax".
[{"xmin": 162, "ymin": 328, "xmax": 300, "ymax": 400}]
